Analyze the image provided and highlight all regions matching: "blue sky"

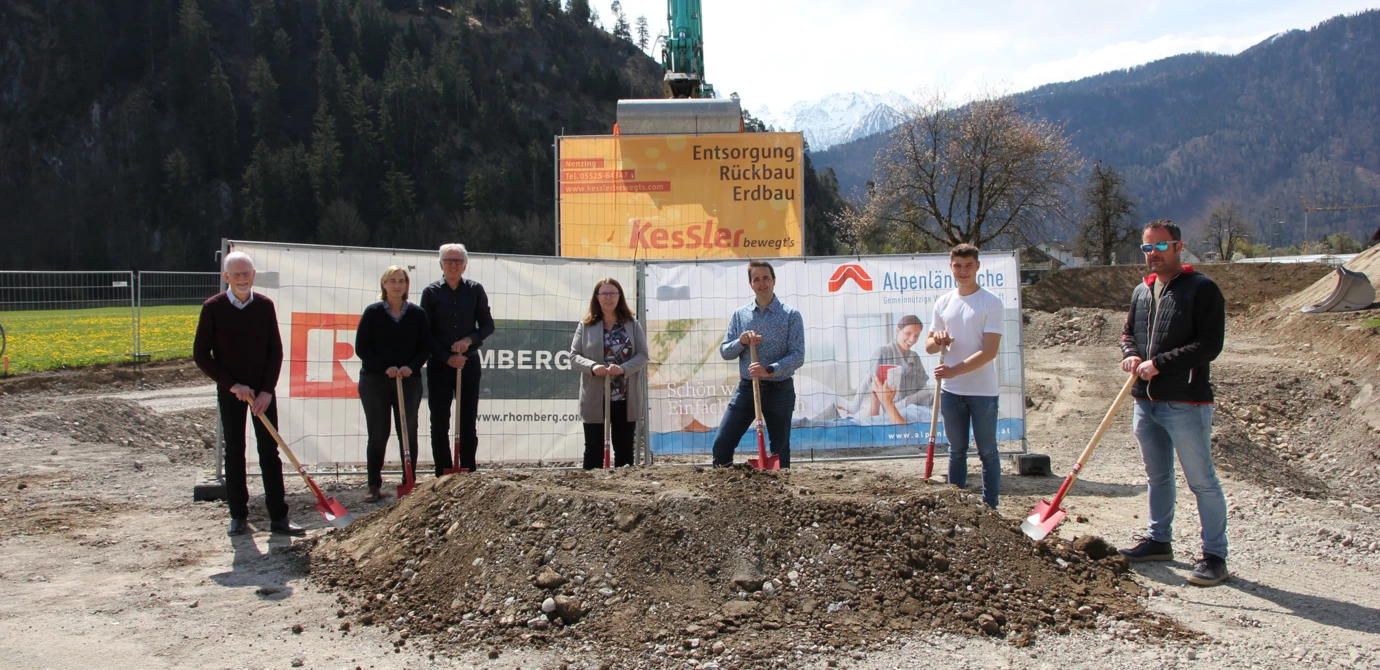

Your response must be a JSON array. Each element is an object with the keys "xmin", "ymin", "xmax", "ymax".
[{"xmin": 608, "ymin": 0, "xmax": 1380, "ymax": 112}]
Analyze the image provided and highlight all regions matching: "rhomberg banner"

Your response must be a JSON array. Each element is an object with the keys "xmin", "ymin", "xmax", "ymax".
[
  {"xmin": 229, "ymin": 241, "xmax": 636, "ymax": 465},
  {"xmin": 557, "ymin": 133, "xmax": 805, "ymax": 259},
  {"xmin": 643, "ymin": 254, "xmax": 1026, "ymax": 456}
]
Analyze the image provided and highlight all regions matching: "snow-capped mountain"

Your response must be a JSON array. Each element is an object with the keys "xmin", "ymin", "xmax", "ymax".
[{"xmin": 753, "ymin": 91, "xmax": 912, "ymax": 151}]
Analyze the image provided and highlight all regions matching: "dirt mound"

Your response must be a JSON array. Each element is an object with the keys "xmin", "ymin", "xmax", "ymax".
[
  {"xmin": 1023, "ymin": 308, "xmax": 1124, "ymax": 349},
  {"xmin": 1278, "ymin": 244, "xmax": 1380, "ymax": 312},
  {"xmin": 311, "ymin": 467, "xmax": 1187, "ymax": 666},
  {"xmin": 2, "ymin": 395, "xmax": 216, "ymax": 454},
  {"xmin": 1023, "ymin": 263, "xmax": 1334, "ymax": 313}
]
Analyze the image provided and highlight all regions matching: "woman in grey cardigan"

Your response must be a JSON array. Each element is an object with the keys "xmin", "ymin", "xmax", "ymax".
[{"xmin": 570, "ymin": 278, "xmax": 648, "ymax": 469}]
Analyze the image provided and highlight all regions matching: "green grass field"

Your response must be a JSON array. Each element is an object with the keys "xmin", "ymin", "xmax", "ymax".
[{"xmin": 0, "ymin": 305, "xmax": 201, "ymax": 373}]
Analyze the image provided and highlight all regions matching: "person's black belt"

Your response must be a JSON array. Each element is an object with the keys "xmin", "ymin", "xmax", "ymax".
[{"xmin": 746, "ymin": 377, "xmax": 793, "ymax": 386}]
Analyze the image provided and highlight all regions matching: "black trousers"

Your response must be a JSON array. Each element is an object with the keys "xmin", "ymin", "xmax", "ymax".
[
  {"xmin": 218, "ymin": 389, "xmax": 288, "ymax": 521},
  {"xmin": 582, "ymin": 399, "xmax": 636, "ymax": 469},
  {"xmin": 358, "ymin": 372, "xmax": 423, "ymax": 488},
  {"xmin": 428, "ymin": 355, "xmax": 481, "ymax": 474}
]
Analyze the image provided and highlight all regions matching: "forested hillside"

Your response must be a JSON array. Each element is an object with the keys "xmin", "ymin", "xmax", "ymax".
[
  {"xmin": 0, "ymin": 0, "xmax": 661, "ymax": 270},
  {"xmin": 815, "ymin": 10, "xmax": 1380, "ymax": 246}
]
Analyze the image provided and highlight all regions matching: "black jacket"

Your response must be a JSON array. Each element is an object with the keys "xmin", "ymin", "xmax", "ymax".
[
  {"xmin": 354, "ymin": 301, "xmax": 432, "ymax": 375},
  {"xmin": 1119, "ymin": 267, "xmax": 1225, "ymax": 403}
]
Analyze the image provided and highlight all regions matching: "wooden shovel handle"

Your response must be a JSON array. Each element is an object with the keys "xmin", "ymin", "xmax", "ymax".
[
  {"xmin": 927, "ymin": 346, "xmax": 947, "ymax": 431},
  {"xmin": 1071, "ymin": 373, "xmax": 1138, "ymax": 473},
  {"xmin": 749, "ymin": 342, "xmax": 763, "ymax": 424}
]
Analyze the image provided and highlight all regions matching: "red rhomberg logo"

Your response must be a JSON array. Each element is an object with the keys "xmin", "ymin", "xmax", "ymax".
[
  {"xmin": 289, "ymin": 312, "xmax": 361, "ymax": 398},
  {"xmin": 828, "ymin": 264, "xmax": 873, "ymax": 292}
]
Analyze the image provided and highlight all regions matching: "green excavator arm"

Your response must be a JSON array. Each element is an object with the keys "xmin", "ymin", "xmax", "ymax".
[{"xmin": 661, "ymin": 0, "xmax": 714, "ymax": 98}]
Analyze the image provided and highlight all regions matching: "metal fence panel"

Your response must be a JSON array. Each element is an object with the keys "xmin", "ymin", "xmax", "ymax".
[
  {"xmin": 0, "ymin": 271, "xmax": 135, "ymax": 373},
  {"xmin": 136, "ymin": 271, "xmax": 222, "ymax": 361}
]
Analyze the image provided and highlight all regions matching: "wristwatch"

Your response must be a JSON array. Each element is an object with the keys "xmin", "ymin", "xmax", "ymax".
[{"xmin": 765, "ymin": 364, "xmax": 778, "ymax": 377}]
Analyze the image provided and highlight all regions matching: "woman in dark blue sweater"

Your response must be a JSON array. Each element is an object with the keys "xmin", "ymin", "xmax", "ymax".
[{"xmin": 354, "ymin": 266, "xmax": 431, "ymax": 502}]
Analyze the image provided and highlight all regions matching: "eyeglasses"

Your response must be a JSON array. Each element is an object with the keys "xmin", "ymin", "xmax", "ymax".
[
  {"xmin": 225, "ymin": 271, "xmax": 252, "ymax": 279},
  {"xmin": 441, "ymin": 258, "xmax": 466, "ymax": 265},
  {"xmin": 597, "ymin": 292, "xmax": 621, "ymax": 298},
  {"xmin": 1140, "ymin": 241, "xmax": 1178, "ymax": 253}
]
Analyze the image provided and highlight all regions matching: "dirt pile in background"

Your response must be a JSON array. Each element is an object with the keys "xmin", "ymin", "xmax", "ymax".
[
  {"xmin": 311, "ymin": 467, "xmax": 1187, "ymax": 667},
  {"xmin": 2, "ymin": 395, "xmax": 215, "ymax": 455},
  {"xmin": 1022, "ymin": 263, "xmax": 1333, "ymax": 313},
  {"xmin": 1023, "ymin": 308, "xmax": 1125, "ymax": 349}
]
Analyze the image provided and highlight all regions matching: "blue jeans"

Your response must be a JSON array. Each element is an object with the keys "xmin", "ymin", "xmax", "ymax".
[
  {"xmin": 712, "ymin": 378, "xmax": 794, "ymax": 467},
  {"xmin": 941, "ymin": 391, "xmax": 1001, "ymax": 508},
  {"xmin": 1133, "ymin": 400, "xmax": 1228, "ymax": 559}
]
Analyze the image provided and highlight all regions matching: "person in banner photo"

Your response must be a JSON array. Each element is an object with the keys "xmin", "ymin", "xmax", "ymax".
[
  {"xmin": 854, "ymin": 314, "xmax": 933, "ymax": 425},
  {"xmin": 570, "ymin": 278, "xmax": 649, "ymax": 469},
  {"xmin": 354, "ymin": 266, "xmax": 430, "ymax": 502},
  {"xmin": 193, "ymin": 251, "xmax": 304, "ymax": 537},
  {"xmin": 422, "ymin": 243, "xmax": 495, "ymax": 474},
  {"xmin": 711, "ymin": 261, "xmax": 806, "ymax": 468},
  {"xmin": 927, "ymin": 244, "xmax": 1005, "ymax": 509}
]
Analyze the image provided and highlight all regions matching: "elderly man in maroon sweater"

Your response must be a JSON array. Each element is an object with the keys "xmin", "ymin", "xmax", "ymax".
[{"xmin": 194, "ymin": 251, "xmax": 304, "ymax": 537}]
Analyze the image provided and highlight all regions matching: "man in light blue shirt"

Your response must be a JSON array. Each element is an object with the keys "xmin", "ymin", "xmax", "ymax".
[{"xmin": 712, "ymin": 261, "xmax": 806, "ymax": 467}]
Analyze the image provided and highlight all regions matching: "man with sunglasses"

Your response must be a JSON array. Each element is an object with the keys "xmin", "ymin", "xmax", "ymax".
[
  {"xmin": 1117, "ymin": 220, "xmax": 1229, "ymax": 587},
  {"xmin": 422, "ymin": 243, "xmax": 495, "ymax": 474}
]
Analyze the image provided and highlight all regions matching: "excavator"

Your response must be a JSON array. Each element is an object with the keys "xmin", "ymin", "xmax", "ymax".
[
  {"xmin": 614, "ymin": 0, "xmax": 741, "ymax": 135},
  {"xmin": 660, "ymin": 0, "xmax": 713, "ymax": 99}
]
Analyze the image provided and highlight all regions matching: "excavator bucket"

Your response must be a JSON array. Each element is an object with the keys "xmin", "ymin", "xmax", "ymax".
[{"xmin": 1303, "ymin": 267, "xmax": 1376, "ymax": 313}]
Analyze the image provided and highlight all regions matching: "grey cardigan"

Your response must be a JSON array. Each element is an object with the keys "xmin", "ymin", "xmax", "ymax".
[{"xmin": 570, "ymin": 319, "xmax": 649, "ymax": 423}]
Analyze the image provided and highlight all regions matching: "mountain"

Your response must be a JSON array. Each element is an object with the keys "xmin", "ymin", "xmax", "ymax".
[
  {"xmin": 0, "ymin": 0, "xmax": 662, "ymax": 270},
  {"xmin": 813, "ymin": 11, "xmax": 1380, "ymax": 246},
  {"xmin": 754, "ymin": 91, "xmax": 911, "ymax": 150}
]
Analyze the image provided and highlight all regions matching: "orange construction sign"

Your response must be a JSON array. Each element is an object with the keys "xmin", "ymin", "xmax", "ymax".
[{"xmin": 557, "ymin": 133, "xmax": 804, "ymax": 259}]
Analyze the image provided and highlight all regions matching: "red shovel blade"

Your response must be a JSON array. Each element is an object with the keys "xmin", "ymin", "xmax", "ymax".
[
  {"xmin": 1020, "ymin": 499, "xmax": 1066, "ymax": 541},
  {"xmin": 442, "ymin": 440, "xmax": 470, "ymax": 475},
  {"xmin": 397, "ymin": 481, "xmax": 414, "ymax": 498},
  {"xmin": 746, "ymin": 426, "xmax": 780, "ymax": 471},
  {"xmin": 313, "ymin": 497, "xmax": 355, "ymax": 529}
]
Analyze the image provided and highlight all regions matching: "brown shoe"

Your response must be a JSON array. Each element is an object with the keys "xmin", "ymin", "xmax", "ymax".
[{"xmin": 363, "ymin": 486, "xmax": 384, "ymax": 502}]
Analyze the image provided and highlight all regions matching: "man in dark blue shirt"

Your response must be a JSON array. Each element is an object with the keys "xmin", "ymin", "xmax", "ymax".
[
  {"xmin": 711, "ymin": 261, "xmax": 806, "ymax": 468},
  {"xmin": 421, "ymin": 243, "xmax": 495, "ymax": 474}
]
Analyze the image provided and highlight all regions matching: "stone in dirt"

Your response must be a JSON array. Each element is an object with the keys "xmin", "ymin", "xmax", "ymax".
[
  {"xmin": 534, "ymin": 566, "xmax": 567, "ymax": 589},
  {"xmin": 1073, "ymin": 535, "xmax": 1114, "ymax": 560}
]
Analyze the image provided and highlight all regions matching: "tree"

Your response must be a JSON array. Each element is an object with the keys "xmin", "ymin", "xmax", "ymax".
[
  {"xmin": 248, "ymin": 56, "xmax": 284, "ymax": 147},
  {"xmin": 842, "ymin": 91, "xmax": 1082, "ymax": 251},
  {"xmin": 635, "ymin": 15, "xmax": 649, "ymax": 51},
  {"xmin": 568, "ymin": 0, "xmax": 590, "ymax": 23},
  {"xmin": 1073, "ymin": 162, "xmax": 1138, "ymax": 265},
  {"xmin": 609, "ymin": 2, "xmax": 630, "ymax": 40},
  {"xmin": 1201, "ymin": 202, "xmax": 1253, "ymax": 261},
  {"xmin": 317, "ymin": 198, "xmax": 370, "ymax": 245},
  {"xmin": 309, "ymin": 103, "xmax": 343, "ymax": 210}
]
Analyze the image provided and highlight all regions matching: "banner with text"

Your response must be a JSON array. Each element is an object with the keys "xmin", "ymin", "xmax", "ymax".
[
  {"xmin": 558, "ymin": 133, "xmax": 804, "ymax": 259},
  {"xmin": 229, "ymin": 241, "xmax": 635, "ymax": 466},
  {"xmin": 643, "ymin": 254, "xmax": 1025, "ymax": 457}
]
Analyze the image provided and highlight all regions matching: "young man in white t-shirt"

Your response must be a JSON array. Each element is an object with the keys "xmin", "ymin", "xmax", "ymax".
[{"xmin": 927, "ymin": 243, "xmax": 1005, "ymax": 508}]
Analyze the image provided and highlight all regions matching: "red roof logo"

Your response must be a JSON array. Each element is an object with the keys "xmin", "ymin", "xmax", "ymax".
[{"xmin": 828, "ymin": 264, "xmax": 872, "ymax": 292}]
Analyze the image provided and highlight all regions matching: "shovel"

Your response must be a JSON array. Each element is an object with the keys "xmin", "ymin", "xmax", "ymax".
[
  {"xmin": 603, "ymin": 374, "xmax": 613, "ymax": 469},
  {"xmin": 395, "ymin": 376, "xmax": 416, "ymax": 498},
  {"xmin": 253, "ymin": 407, "xmax": 354, "ymax": 529},
  {"xmin": 441, "ymin": 367, "xmax": 470, "ymax": 475},
  {"xmin": 923, "ymin": 345, "xmax": 948, "ymax": 479},
  {"xmin": 745, "ymin": 342, "xmax": 781, "ymax": 471},
  {"xmin": 1022, "ymin": 373, "xmax": 1138, "ymax": 541}
]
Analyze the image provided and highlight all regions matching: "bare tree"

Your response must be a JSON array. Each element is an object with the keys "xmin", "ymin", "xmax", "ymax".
[
  {"xmin": 1201, "ymin": 202, "xmax": 1253, "ymax": 261},
  {"xmin": 1074, "ymin": 162, "xmax": 1138, "ymax": 265},
  {"xmin": 841, "ymin": 91, "xmax": 1082, "ymax": 251}
]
